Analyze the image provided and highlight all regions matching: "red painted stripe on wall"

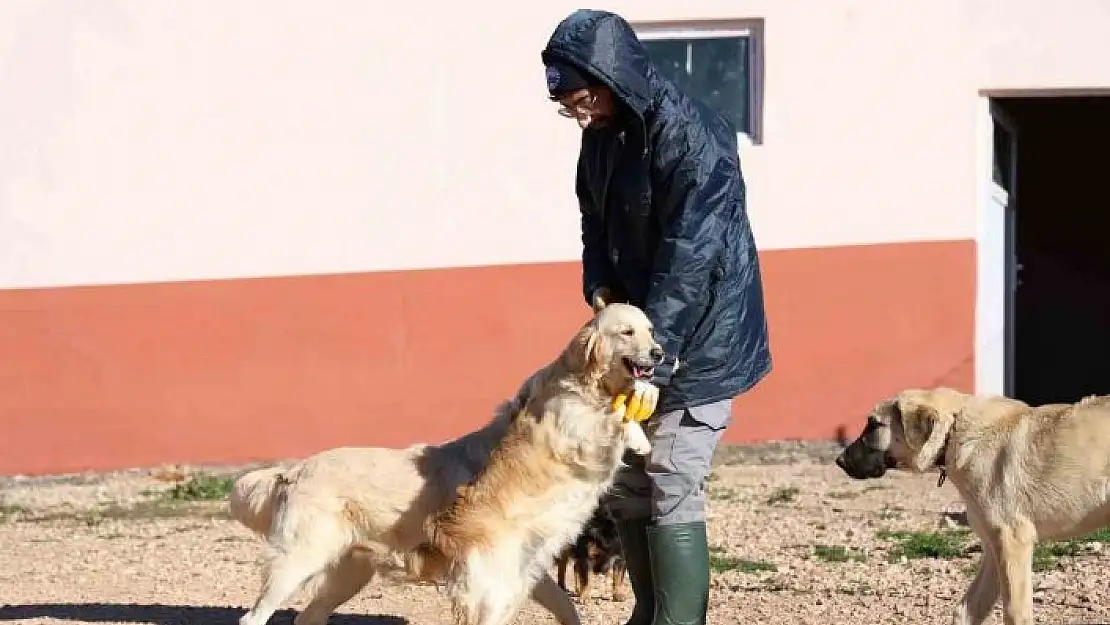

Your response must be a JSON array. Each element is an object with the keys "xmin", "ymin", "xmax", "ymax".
[{"xmin": 0, "ymin": 240, "xmax": 975, "ymax": 475}]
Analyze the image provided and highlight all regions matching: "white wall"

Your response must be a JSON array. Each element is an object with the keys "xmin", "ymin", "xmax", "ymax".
[{"xmin": 2, "ymin": 0, "xmax": 1109, "ymax": 289}]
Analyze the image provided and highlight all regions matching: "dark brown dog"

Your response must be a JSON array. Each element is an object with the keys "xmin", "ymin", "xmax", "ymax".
[{"xmin": 555, "ymin": 505, "xmax": 627, "ymax": 601}]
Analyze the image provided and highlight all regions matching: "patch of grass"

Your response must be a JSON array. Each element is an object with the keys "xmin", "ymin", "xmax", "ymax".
[
  {"xmin": 1031, "ymin": 527, "xmax": 1110, "ymax": 571},
  {"xmin": 812, "ymin": 544, "xmax": 866, "ymax": 563},
  {"xmin": 766, "ymin": 486, "xmax": 799, "ymax": 505},
  {"xmin": 0, "ymin": 502, "xmax": 29, "ymax": 522},
  {"xmin": 881, "ymin": 527, "xmax": 1110, "ymax": 570},
  {"xmin": 876, "ymin": 505, "xmax": 904, "ymax": 520},
  {"xmin": 710, "ymin": 553, "xmax": 778, "ymax": 573},
  {"xmin": 759, "ymin": 577, "xmax": 789, "ymax": 592},
  {"xmin": 161, "ymin": 472, "xmax": 235, "ymax": 501},
  {"xmin": 708, "ymin": 486, "xmax": 738, "ymax": 502},
  {"xmin": 878, "ymin": 529, "xmax": 971, "ymax": 561},
  {"xmin": 707, "ymin": 545, "xmax": 776, "ymax": 573},
  {"xmin": 839, "ymin": 581, "xmax": 874, "ymax": 596},
  {"xmin": 24, "ymin": 499, "xmax": 229, "ymax": 525},
  {"xmin": 216, "ymin": 535, "xmax": 250, "ymax": 543},
  {"xmin": 1081, "ymin": 526, "xmax": 1110, "ymax": 542}
]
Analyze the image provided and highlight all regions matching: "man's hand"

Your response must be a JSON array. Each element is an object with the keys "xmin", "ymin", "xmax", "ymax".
[
  {"xmin": 648, "ymin": 353, "xmax": 682, "ymax": 389},
  {"xmin": 612, "ymin": 380, "xmax": 660, "ymax": 423}
]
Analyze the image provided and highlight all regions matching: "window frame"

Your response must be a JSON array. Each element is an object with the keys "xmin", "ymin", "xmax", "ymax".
[{"xmin": 632, "ymin": 18, "xmax": 765, "ymax": 146}]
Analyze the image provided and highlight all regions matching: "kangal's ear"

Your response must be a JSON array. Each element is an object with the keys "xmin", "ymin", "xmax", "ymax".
[{"xmin": 896, "ymin": 394, "xmax": 955, "ymax": 472}]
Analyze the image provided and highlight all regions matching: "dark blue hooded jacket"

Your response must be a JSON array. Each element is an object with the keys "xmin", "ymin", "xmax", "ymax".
[{"xmin": 542, "ymin": 10, "xmax": 773, "ymax": 415}]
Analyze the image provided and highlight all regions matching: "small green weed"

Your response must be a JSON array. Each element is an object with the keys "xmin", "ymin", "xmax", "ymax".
[
  {"xmin": 766, "ymin": 486, "xmax": 799, "ymax": 505},
  {"xmin": 707, "ymin": 545, "xmax": 776, "ymax": 573},
  {"xmin": 877, "ymin": 506, "xmax": 904, "ymax": 520},
  {"xmin": 1031, "ymin": 527, "xmax": 1110, "ymax": 571},
  {"xmin": 709, "ymin": 486, "xmax": 738, "ymax": 502},
  {"xmin": 0, "ymin": 502, "xmax": 29, "ymax": 522},
  {"xmin": 878, "ymin": 529, "xmax": 971, "ymax": 561},
  {"xmin": 162, "ymin": 473, "xmax": 235, "ymax": 502},
  {"xmin": 812, "ymin": 544, "xmax": 866, "ymax": 563},
  {"xmin": 710, "ymin": 553, "xmax": 777, "ymax": 573}
]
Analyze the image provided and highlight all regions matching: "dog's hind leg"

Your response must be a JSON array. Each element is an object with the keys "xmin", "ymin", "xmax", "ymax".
[
  {"xmin": 241, "ymin": 511, "xmax": 352, "ymax": 625},
  {"xmin": 531, "ymin": 573, "xmax": 581, "ymax": 625},
  {"xmin": 240, "ymin": 546, "xmax": 335, "ymax": 625},
  {"xmin": 293, "ymin": 551, "xmax": 377, "ymax": 625}
]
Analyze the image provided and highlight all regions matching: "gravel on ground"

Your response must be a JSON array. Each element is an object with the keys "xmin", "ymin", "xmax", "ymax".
[{"xmin": 1, "ymin": 441, "xmax": 1107, "ymax": 625}]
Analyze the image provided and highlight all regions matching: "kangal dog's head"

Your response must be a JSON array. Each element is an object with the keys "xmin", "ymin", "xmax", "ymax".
[
  {"xmin": 561, "ymin": 303, "xmax": 665, "ymax": 398},
  {"xmin": 836, "ymin": 387, "xmax": 972, "ymax": 479}
]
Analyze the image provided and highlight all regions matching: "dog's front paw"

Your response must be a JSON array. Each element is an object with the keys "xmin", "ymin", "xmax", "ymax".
[{"xmin": 623, "ymin": 421, "xmax": 652, "ymax": 456}]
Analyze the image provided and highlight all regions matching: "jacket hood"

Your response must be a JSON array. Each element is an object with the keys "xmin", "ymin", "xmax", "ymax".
[{"xmin": 541, "ymin": 9, "xmax": 653, "ymax": 116}]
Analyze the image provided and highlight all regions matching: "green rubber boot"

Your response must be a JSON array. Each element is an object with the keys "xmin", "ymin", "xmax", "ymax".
[
  {"xmin": 615, "ymin": 518, "xmax": 655, "ymax": 625},
  {"xmin": 646, "ymin": 521, "xmax": 711, "ymax": 625}
]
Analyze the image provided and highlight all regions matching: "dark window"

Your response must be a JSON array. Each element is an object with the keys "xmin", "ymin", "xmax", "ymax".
[{"xmin": 638, "ymin": 24, "xmax": 763, "ymax": 143}]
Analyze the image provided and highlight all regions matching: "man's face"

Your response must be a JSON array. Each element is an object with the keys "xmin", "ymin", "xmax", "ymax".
[{"xmin": 554, "ymin": 87, "xmax": 615, "ymax": 129}]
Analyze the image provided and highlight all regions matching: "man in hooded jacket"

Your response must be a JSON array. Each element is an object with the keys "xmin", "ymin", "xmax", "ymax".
[{"xmin": 541, "ymin": 9, "xmax": 773, "ymax": 625}]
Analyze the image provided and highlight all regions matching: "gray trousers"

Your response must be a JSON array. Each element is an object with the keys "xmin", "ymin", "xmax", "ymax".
[{"xmin": 603, "ymin": 399, "xmax": 733, "ymax": 526}]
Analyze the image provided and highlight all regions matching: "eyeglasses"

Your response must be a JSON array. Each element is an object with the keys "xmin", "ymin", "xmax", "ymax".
[{"xmin": 556, "ymin": 92, "xmax": 598, "ymax": 118}]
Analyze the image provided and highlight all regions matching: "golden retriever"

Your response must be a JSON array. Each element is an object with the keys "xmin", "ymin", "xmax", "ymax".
[
  {"xmin": 836, "ymin": 387, "xmax": 1110, "ymax": 625},
  {"xmin": 404, "ymin": 301, "xmax": 663, "ymax": 625},
  {"xmin": 230, "ymin": 302, "xmax": 661, "ymax": 625}
]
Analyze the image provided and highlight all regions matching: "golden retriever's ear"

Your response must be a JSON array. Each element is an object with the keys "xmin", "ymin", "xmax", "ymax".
[
  {"xmin": 590, "ymin": 286, "xmax": 630, "ymax": 313},
  {"xmin": 566, "ymin": 321, "xmax": 607, "ymax": 372},
  {"xmin": 590, "ymin": 287, "xmax": 612, "ymax": 314},
  {"xmin": 896, "ymin": 395, "xmax": 955, "ymax": 472}
]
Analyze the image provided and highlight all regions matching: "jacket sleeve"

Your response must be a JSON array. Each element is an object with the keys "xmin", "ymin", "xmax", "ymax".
[
  {"xmin": 642, "ymin": 128, "xmax": 738, "ymax": 386},
  {"xmin": 577, "ymin": 151, "xmax": 616, "ymax": 306}
]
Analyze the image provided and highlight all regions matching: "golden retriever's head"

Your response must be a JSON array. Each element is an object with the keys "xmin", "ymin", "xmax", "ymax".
[
  {"xmin": 563, "ymin": 302, "xmax": 664, "ymax": 395},
  {"xmin": 835, "ymin": 387, "xmax": 969, "ymax": 479}
]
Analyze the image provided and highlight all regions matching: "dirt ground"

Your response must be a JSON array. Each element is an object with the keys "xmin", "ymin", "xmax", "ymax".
[{"xmin": 1, "ymin": 441, "xmax": 1108, "ymax": 625}]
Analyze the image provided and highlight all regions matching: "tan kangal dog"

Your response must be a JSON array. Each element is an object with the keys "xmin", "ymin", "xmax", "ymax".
[
  {"xmin": 230, "ymin": 302, "xmax": 660, "ymax": 625},
  {"xmin": 836, "ymin": 387, "xmax": 1110, "ymax": 625},
  {"xmin": 404, "ymin": 302, "xmax": 664, "ymax": 625}
]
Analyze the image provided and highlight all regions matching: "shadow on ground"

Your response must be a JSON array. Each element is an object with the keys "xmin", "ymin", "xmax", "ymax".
[{"xmin": 0, "ymin": 603, "xmax": 408, "ymax": 625}]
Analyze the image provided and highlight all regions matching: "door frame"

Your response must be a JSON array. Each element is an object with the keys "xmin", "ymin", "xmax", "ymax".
[{"xmin": 975, "ymin": 96, "xmax": 1019, "ymax": 397}]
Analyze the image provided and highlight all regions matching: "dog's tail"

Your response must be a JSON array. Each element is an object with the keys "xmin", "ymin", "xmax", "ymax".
[{"xmin": 227, "ymin": 464, "xmax": 296, "ymax": 537}]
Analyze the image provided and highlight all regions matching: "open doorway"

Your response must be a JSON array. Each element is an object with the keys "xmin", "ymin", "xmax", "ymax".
[{"xmin": 992, "ymin": 95, "xmax": 1110, "ymax": 405}]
